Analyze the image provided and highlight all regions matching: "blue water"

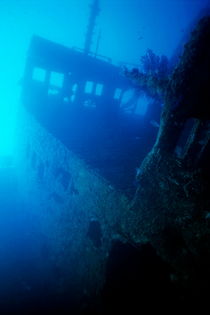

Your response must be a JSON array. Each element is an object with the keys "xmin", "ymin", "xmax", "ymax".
[
  {"xmin": 0, "ymin": 0, "xmax": 209, "ymax": 154},
  {"xmin": 0, "ymin": 167, "xmax": 60, "ymax": 313},
  {"xmin": 0, "ymin": 0, "xmax": 210, "ymax": 313}
]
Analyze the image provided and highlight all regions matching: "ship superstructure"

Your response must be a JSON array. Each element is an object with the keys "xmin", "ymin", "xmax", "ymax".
[{"xmin": 17, "ymin": 0, "xmax": 161, "ymax": 308}]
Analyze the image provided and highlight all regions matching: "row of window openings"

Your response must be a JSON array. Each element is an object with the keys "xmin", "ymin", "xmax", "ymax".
[{"xmin": 32, "ymin": 67, "xmax": 123, "ymax": 100}]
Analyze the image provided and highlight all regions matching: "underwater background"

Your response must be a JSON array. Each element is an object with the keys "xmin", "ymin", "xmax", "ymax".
[{"xmin": 0, "ymin": 0, "xmax": 210, "ymax": 314}]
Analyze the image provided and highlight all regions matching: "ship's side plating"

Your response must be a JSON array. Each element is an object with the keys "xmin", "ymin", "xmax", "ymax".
[{"xmin": 16, "ymin": 36, "xmax": 141, "ymax": 301}]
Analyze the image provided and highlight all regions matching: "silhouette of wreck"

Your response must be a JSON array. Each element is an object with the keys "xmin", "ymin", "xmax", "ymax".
[
  {"xmin": 21, "ymin": 33, "xmax": 160, "ymax": 197},
  {"xmin": 17, "ymin": 1, "xmax": 210, "ymax": 312}
]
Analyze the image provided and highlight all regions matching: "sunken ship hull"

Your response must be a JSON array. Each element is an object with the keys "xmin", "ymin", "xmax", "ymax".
[
  {"xmin": 16, "ymin": 35, "xmax": 159, "ymax": 311},
  {"xmin": 16, "ymin": 15, "xmax": 210, "ymax": 313}
]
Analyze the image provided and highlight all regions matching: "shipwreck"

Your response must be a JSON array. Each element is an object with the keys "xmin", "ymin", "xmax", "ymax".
[{"xmin": 17, "ymin": 1, "xmax": 210, "ymax": 313}]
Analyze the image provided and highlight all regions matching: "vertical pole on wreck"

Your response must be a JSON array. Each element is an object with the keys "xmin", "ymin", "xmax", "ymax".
[
  {"xmin": 94, "ymin": 30, "xmax": 101, "ymax": 57},
  {"xmin": 84, "ymin": 0, "xmax": 100, "ymax": 54}
]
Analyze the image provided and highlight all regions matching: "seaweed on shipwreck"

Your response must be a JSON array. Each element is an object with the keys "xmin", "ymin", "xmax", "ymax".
[
  {"xmin": 120, "ymin": 15, "xmax": 210, "ymax": 308},
  {"xmin": 124, "ymin": 49, "xmax": 171, "ymax": 101}
]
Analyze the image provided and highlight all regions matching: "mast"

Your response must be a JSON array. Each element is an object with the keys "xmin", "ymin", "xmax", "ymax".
[
  {"xmin": 84, "ymin": 0, "xmax": 100, "ymax": 54},
  {"xmin": 94, "ymin": 30, "xmax": 101, "ymax": 56}
]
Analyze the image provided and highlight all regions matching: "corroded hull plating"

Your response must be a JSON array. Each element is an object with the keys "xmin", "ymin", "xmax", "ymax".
[{"xmin": 17, "ymin": 16, "xmax": 210, "ymax": 312}]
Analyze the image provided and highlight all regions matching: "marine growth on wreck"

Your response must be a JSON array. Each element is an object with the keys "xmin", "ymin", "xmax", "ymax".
[{"xmin": 0, "ymin": 0, "xmax": 210, "ymax": 314}]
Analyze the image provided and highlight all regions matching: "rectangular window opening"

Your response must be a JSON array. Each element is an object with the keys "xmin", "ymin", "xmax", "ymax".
[
  {"xmin": 95, "ymin": 83, "xmax": 104, "ymax": 96},
  {"xmin": 50, "ymin": 72, "xmax": 64, "ymax": 88},
  {"xmin": 48, "ymin": 88, "xmax": 59, "ymax": 96},
  {"xmin": 174, "ymin": 118, "xmax": 196, "ymax": 158},
  {"xmin": 85, "ymin": 81, "xmax": 94, "ymax": 94},
  {"xmin": 32, "ymin": 67, "xmax": 46, "ymax": 82},
  {"xmin": 72, "ymin": 83, "xmax": 78, "ymax": 92}
]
